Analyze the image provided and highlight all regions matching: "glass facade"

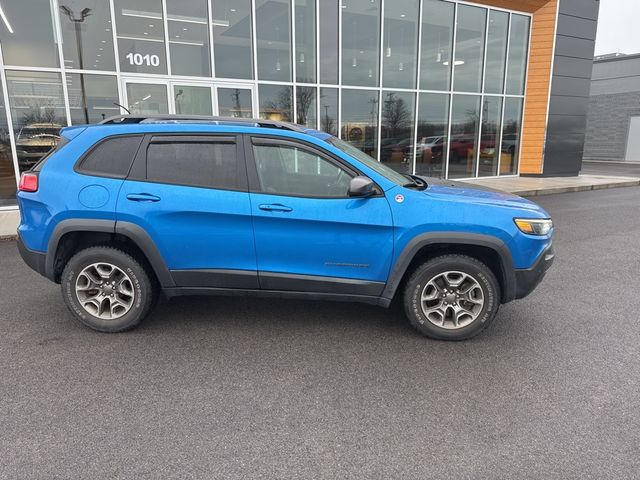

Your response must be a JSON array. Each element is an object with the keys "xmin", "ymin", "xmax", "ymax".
[{"xmin": 0, "ymin": 0, "xmax": 530, "ymax": 207}]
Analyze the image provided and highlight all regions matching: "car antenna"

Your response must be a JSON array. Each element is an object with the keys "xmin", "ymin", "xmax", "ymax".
[{"xmin": 113, "ymin": 102, "xmax": 131, "ymax": 114}]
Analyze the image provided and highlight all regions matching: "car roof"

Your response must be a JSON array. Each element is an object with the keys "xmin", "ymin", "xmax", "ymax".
[{"xmin": 66, "ymin": 114, "xmax": 332, "ymax": 142}]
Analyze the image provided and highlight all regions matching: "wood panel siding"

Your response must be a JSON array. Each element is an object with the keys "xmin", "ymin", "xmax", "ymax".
[{"xmin": 470, "ymin": 0, "xmax": 559, "ymax": 174}]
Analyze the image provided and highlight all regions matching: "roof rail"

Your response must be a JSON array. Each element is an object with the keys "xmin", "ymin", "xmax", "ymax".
[{"xmin": 99, "ymin": 114, "xmax": 305, "ymax": 132}]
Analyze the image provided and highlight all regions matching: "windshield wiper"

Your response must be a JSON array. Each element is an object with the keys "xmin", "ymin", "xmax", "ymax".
[{"xmin": 403, "ymin": 174, "xmax": 428, "ymax": 190}]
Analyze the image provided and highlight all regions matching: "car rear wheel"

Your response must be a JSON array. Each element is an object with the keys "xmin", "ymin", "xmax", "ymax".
[
  {"xmin": 403, "ymin": 255, "xmax": 500, "ymax": 340},
  {"xmin": 61, "ymin": 246, "xmax": 156, "ymax": 332}
]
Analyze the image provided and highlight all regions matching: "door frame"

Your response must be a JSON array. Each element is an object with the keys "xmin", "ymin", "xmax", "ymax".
[{"xmin": 121, "ymin": 77, "xmax": 257, "ymax": 117}]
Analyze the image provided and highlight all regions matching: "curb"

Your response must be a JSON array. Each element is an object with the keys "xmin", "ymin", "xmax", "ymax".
[{"xmin": 510, "ymin": 180, "xmax": 640, "ymax": 197}]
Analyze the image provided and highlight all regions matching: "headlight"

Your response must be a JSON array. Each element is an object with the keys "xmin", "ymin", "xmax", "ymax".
[{"xmin": 514, "ymin": 218, "xmax": 553, "ymax": 235}]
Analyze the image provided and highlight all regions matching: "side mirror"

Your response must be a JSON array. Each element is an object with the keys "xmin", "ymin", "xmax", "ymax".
[{"xmin": 348, "ymin": 176, "xmax": 376, "ymax": 198}]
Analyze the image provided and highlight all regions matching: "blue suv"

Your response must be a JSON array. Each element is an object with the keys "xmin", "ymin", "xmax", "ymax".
[{"xmin": 16, "ymin": 115, "xmax": 554, "ymax": 340}]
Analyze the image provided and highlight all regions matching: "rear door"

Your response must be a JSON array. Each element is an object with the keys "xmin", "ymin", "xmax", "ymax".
[
  {"xmin": 117, "ymin": 133, "xmax": 258, "ymax": 288},
  {"xmin": 246, "ymin": 136, "xmax": 394, "ymax": 296}
]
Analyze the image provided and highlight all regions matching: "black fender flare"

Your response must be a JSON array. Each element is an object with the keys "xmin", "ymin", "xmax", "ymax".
[
  {"xmin": 45, "ymin": 219, "xmax": 175, "ymax": 288},
  {"xmin": 381, "ymin": 232, "xmax": 516, "ymax": 303}
]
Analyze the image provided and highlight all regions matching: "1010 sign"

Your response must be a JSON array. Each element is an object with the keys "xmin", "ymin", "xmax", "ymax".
[{"xmin": 126, "ymin": 53, "xmax": 161, "ymax": 67}]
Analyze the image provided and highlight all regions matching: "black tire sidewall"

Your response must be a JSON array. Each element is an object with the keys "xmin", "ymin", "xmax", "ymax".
[
  {"xmin": 405, "ymin": 256, "xmax": 499, "ymax": 340},
  {"xmin": 62, "ymin": 247, "xmax": 152, "ymax": 332}
]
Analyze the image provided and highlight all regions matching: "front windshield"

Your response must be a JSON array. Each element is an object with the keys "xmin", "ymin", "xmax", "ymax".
[{"xmin": 325, "ymin": 136, "xmax": 407, "ymax": 186}]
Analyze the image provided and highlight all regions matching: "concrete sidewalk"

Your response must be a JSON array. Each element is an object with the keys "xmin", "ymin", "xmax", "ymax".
[
  {"xmin": 2, "ymin": 174, "xmax": 639, "ymax": 237},
  {"xmin": 462, "ymin": 174, "xmax": 640, "ymax": 197}
]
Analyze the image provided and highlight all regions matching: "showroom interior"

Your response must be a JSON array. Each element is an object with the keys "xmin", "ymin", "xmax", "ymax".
[{"xmin": 0, "ymin": 0, "xmax": 598, "ymax": 208}]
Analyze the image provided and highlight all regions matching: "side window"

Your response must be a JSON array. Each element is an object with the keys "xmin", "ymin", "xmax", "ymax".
[
  {"xmin": 78, "ymin": 135, "xmax": 143, "ymax": 177},
  {"xmin": 146, "ymin": 139, "xmax": 239, "ymax": 189},
  {"xmin": 252, "ymin": 143, "xmax": 353, "ymax": 197}
]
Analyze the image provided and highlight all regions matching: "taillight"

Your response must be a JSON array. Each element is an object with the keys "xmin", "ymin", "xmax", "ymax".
[{"xmin": 19, "ymin": 173, "xmax": 39, "ymax": 192}]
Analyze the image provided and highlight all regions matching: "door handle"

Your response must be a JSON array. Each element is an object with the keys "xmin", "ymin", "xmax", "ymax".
[
  {"xmin": 127, "ymin": 193, "xmax": 161, "ymax": 202},
  {"xmin": 258, "ymin": 203, "xmax": 292, "ymax": 212}
]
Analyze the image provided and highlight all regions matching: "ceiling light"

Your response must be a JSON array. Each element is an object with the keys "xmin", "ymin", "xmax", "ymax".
[
  {"xmin": 149, "ymin": 24, "xmax": 154, "ymax": 27},
  {"xmin": 143, "ymin": 32, "xmax": 149, "ymax": 35},
  {"xmin": 183, "ymin": 27, "xmax": 188, "ymax": 31},
  {"xmin": 0, "ymin": 3, "xmax": 13, "ymax": 34},
  {"xmin": 97, "ymin": 54, "xmax": 101, "ymax": 57},
  {"xmin": 101, "ymin": 40, "xmax": 106, "ymax": 43},
  {"xmin": 121, "ymin": 9, "xmax": 162, "ymax": 20}
]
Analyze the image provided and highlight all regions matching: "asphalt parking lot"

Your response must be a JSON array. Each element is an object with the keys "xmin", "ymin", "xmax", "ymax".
[{"xmin": 2, "ymin": 187, "xmax": 640, "ymax": 479}]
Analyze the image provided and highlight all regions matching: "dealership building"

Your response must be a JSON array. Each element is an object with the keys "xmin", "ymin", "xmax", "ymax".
[{"xmin": 0, "ymin": 0, "xmax": 599, "ymax": 210}]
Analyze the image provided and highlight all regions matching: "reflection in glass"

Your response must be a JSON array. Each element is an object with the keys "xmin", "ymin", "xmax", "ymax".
[
  {"xmin": 67, "ymin": 74, "xmax": 119, "ymax": 124},
  {"xmin": 212, "ymin": 0, "xmax": 253, "ymax": 79},
  {"xmin": 126, "ymin": 83, "xmax": 169, "ymax": 115},
  {"xmin": 59, "ymin": 0, "xmax": 116, "ymax": 71},
  {"xmin": 6, "ymin": 71, "xmax": 66, "ymax": 174},
  {"xmin": 415, "ymin": 93, "xmax": 449, "ymax": 178},
  {"xmin": 380, "ymin": 92, "xmax": 415, "ymax": 174},
  {"xmin": 420, "ymin": 0, "xmax": 454, "ymax": 91},
  {"xmin": 500, "ymin": 97, "xmax": 523, "ymax": 175},
  {"xmin": 259, "ymin": 84, "xmax": 292, "ymax": 121},
  {"xmin": 318, "ymin": 0, "xmax": 339, "ymax": 84},
  {"xmin": 478, "ymin": 96, "xmax": 503, "ymax": 177},
  {"xmin": 319, "ymin": 88, "xmax": 338, "ymax": 135},
  {"xmin": 453, "ymin": 5, "xmax": 486, "ymax": 93},
  {"xmin": 256, "ymin": 0, "xmax": 292, "ymax": 81},
  {"xmin": 448, "ymin": 95, "xmax": 480, "ymax": 178},
  {"xmin": 167, "ymin": 0, "xmax": 210, "ymax": 77},
  {"xmin": 174, "ymin": 86, "xmax": 212, "ymax": 115},
  {"xmin": 296, "ymin": 0, "xmax": 316, "ymax": 83},
  {"xmin": 341, "ymin": 89, "xmax": 379, "ymax": 160},
  {"xmin": 0, "ymin": 0, "xmax": 59, "ymax": 67},
  {"xmin": 382, "ymin": 0, "xmax": 419, "ymax": 89},
  {"xmin": 342, "ymin": 0, "xmax": 381, "ymax": 87},
  {"xmin": 506, "ymin": 15, "xmax": 531, "ymax": 95},
  {"xmin": 218, "ymin": 88, "xmax": 253, "ymax": 118},
  {"xmin": 0, "ymin": 80, "xmax": 17, "ymax": 206},
  {"xmin": 484, "ymin": 10, "xmax": 509, "ymax": 94},
  {"xmin": 296, "ymin": 87, "xmax": 317, "ymax": 128},
  {"xmin": 114, "ymin": 0, "xmax": 167, "ymax": 74}
]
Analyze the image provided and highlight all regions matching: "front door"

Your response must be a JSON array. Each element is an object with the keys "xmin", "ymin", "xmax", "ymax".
[{"xmin": 246, "ymin": 137, "xmax": 394, "ymax": 295}]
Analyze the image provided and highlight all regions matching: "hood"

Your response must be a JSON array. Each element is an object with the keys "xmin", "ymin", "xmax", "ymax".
[{"xmin": 417, "ymin": 176, "xmax": 548, "ymax": 215}]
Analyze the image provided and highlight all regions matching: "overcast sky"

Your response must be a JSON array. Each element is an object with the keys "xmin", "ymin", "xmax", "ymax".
[{"xmin": 595, "ymin": 0, "xmax": 640, "ymax": 55}]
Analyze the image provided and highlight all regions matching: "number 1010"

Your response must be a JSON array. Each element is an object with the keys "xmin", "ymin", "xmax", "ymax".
[{"xmin": 126, "ymin": 53, "xmax": 160, "ymax": 67}]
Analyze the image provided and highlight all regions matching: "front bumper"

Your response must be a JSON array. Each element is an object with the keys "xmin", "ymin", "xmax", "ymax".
[
  {"xmin": 514, "ymin": 244, "xmax": 555, "ymax": 299},
  {"xmin": 16, "ymin": 232, "xmax": 47, "ymax": 278}
]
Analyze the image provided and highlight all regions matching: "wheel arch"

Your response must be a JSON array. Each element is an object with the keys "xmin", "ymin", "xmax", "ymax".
[
  {"xmin": 46, "ymin": 219, "xmax": 175, "ymax": 287},
  {"xmin": 382, "ymin": 232, "xmax": 516, "ymax": 304}
]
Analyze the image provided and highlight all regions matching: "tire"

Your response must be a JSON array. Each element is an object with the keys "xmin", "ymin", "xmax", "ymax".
[
  {"xmin": 61, "ymin": 246, "xmax": 156, "ymax": 332},
  {"xmin": 403, "ymin": 254, "xmax": 500, "ymax": 340}
]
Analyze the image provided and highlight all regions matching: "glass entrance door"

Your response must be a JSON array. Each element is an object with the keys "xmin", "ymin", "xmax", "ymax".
[
  {"xmin": 122, "ymin": 80, "xmax": 255, "ymax": 118},
  {"xmin": 215, "ymin": 85, "xmax": 255, "ymax": 118},
  {"xmin": 122, "ymin": 80, "xmax": 169, "ymax": 115},
  {"xmin": 172, "ymin": 83, "xmax": 214, "ymax": 116}
]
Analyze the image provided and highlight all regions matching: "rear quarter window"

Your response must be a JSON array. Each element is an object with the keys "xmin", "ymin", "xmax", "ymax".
[{"xmin": 77, "ymin": 135, "xmax": 144, "ymax": 178}]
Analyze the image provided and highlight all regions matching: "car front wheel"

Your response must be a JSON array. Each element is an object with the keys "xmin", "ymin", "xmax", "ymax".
[{"xmin": 403, "ymin": 255, "xmax": 500, "ymax": 340}]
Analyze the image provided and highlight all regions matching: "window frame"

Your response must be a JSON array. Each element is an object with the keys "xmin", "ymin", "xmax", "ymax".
[
  {"xmin": 244, "ymin": 134, "xmax": 382, "ymax": 199},
  {"xmin": 126, "ymin": 133, "xmax": 248, "ymax": 192},
  {"xmin": 75, "ymin": 134, "xmax": 145, "ymax": 179}
]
